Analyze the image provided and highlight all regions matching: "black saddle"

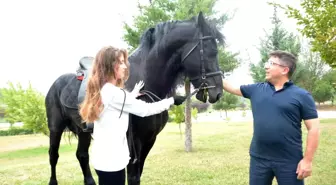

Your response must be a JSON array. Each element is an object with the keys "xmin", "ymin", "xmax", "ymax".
[
  {"xmin": 77, "ymin": 56, "xmax": 94, "ymax": 104},
  {"xmin": 79, "ymin": 56, "xmax": 94, "ymax": 70},
  {"xmin": 76, "ymin": 56, "xmax": 94, "ymax": 132}
]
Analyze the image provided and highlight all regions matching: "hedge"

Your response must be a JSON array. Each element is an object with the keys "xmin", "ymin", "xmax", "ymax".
[{"xmin": 0, "ymin": 127, "xmax": 34, "ymax": 136}]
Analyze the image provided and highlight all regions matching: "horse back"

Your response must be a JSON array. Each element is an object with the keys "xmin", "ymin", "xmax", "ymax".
[{"xmin": 46, "ymin": 73, "xmax": 82, "ymax": 110}]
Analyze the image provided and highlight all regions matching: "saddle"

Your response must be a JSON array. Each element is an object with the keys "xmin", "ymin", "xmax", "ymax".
[{"xmin": 76, "ymin": 56, "xmax": 95, "ymax": 133}]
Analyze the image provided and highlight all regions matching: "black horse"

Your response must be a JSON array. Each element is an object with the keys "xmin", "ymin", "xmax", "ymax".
[{"xmin": 45, "ymin": 12, "xmax": 224, "ymax": 185}]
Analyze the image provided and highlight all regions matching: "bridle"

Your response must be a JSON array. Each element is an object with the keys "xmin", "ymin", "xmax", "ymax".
[
  {"xmin": 138, "ymin": 32, "xmax": 224, "ymax": 101},
  {"xmin": 181, "ymin": 32, "xmax": 223, "ymax": 98}
]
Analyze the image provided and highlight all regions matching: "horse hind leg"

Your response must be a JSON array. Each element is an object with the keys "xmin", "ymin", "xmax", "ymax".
[
  {"xmin": 75, "ymin": 128, "xmax": 96, "ymax": 185},
  {"xmin": 47, "ymin": 111, "xmax": 67, "ymax": 185}
]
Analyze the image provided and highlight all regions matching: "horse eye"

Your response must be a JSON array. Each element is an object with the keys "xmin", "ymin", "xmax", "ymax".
[{"xmin": 210, "ymin": 49, "xmax": 218, "ymax": 56}]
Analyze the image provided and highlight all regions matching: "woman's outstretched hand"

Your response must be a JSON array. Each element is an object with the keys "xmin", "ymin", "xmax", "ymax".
[
  {"xmin": 173, "ymin": 95, "xmax": 187, "ymax": 105},
  {"xmin": 131, "ymin": 80, "xmax": 144, "ymax": 97}
]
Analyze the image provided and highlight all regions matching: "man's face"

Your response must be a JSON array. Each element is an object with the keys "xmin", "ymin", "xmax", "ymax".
[{"xmin": 264, "ymin": 56, "xmax": 289, "ymax": 81}]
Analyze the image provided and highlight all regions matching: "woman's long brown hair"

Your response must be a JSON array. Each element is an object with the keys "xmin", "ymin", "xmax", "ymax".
[{"xmin": 79, "ymin": 46, "xmax": 129, "ymax": 123}]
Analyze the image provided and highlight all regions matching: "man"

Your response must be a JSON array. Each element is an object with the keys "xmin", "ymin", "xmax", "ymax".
[{"xmin": 222, "ymin": 50, "xmax": 320, "ymax": 185}]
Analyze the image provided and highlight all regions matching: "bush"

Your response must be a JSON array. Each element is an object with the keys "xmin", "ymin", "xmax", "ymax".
[
  {"xmin": 191, "ymin": 101, "xmax": 210, "ymax": 113},
  {"xmin": 0, "ymin": 127, "xmax": 34, "ymax": 136}
]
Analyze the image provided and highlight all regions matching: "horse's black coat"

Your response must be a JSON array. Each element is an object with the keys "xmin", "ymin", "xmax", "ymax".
[{"xmin": 45, "ymin": 12, "xmax": 224, "ymax": 185}]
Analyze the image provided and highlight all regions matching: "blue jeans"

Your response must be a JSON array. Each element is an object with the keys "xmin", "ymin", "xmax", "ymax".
[
  {"xmin": 249, "ymin": 156, "xmax": 304, "ymax": 185},
  {"xmin": 95, "ymin": 168, "xmax": 125, "ymax": 185}
]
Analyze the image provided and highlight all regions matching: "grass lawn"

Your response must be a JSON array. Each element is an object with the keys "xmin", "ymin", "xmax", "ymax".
[{"xmin": 0, "ymin": 119, "xmax": 335, "ymax": 185}]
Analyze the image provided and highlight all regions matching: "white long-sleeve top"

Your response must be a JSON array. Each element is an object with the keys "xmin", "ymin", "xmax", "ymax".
[{"xmin": 90, "ymin": 83, "xmax": 174, "ymax": 172}]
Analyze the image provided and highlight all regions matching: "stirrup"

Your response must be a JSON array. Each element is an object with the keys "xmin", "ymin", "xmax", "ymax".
[{"xmin": 82, "ymin": 123, "xmax": 94, "ymax": 133}]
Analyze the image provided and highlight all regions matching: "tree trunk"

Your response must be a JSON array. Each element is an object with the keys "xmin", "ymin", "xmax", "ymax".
[{"xmin": 184, "ymin": 80, "xmax": 192, "ymax": 152}]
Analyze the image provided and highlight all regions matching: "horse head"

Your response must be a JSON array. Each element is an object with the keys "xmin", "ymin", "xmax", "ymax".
[
  {"xmin": 126, "ymin": 12, "xmax": 224, "ymax": 104},
  {"xmin": 179, "ymin": 12, "xmax": 224, "ymax": 103}
]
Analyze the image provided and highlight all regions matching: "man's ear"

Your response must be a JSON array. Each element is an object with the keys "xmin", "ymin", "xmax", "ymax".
[{"xmin": 282, "ymin": 67, "xmax": 290, "ymax": 75}]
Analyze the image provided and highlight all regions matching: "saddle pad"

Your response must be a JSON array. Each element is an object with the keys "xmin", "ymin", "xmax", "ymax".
[{"xmin": 60, "ymin": 75, "xmax": 82, "ymax": 109}]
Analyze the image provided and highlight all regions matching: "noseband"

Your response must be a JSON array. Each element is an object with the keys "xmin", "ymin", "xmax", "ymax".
[{"xmin": 181, "ymin": 33, "xmax": 223, "ymax": 98}]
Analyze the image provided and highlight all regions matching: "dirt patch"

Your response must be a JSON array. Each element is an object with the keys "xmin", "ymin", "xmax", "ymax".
[
  {"xmin": 317, "ymin": 104, "xmax": 336, "ymax": 111},
  {"xmin": 0, "ymin": 134, "xmax": 50, "ymax": 153}
]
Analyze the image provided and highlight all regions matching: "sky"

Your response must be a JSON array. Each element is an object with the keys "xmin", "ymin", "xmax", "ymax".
[{"xmin": 0, "ymin": 0, "xmax": 302, "ymax": 95}]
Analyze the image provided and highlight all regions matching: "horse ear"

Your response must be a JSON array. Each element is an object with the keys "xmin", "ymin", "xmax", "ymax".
[{"xmin": 197, "ymin": 11, "xmax": 206, "ymax": 30}]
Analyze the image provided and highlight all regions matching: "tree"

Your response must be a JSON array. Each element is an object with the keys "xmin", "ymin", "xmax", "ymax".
[
  {"xmin": 0, "ymin": 82, "xmax": 25, "ymax": 126},
  {"xmin": 271, "ymin": 0, "xmax": 336, "ymax": 68},
  {"xmin": 0, "ymin": 82, "xmax": 48, "ymax": 135},
  {"xmin": 212, "ymin": 92, "xmax": 239, "ymax": 119},
  {"xmin": 294, "ymin": 43, "xmax": 330, "ymax": 92},
  {"xmin": 122, "ymin": 0, "xmax": 240, "ymax": 152},
  {"xmin": 218, "ymin": 46, "xmax": 241, "ymax": 73},
  {"xmin": 312, "ymin": 80, "xmax": 334, "ymax": 105},
  {"xmin": 320, "ymin": 69, "xmax": 336, "ymax": 104},
  {"xmin": 250, "ymin": 5, "xmax": 301, "ymax": 83}
]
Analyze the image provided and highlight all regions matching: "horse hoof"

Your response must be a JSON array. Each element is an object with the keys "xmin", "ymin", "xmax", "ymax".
[
  {"xmin": 48, "ymin": 179, "xmax": 58, "ymax": 185},
  {"xmin": 85, "ymin": 177, "xmax": 96, "ymax": 185}
]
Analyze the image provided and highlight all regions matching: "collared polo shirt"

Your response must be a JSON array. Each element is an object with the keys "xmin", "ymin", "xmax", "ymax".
[{"xmin": 240, "ymin": 81, "xmax": 318, "ymax": 162}]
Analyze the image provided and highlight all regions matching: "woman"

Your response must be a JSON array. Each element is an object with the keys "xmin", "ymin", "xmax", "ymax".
[{"xmin": 79, "ymin": 46, "xmax": 186, "ymax": 185}]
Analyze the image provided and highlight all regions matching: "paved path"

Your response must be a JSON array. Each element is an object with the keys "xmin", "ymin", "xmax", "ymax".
[
  {"xmin": 1, "ymin": 110, "xmax": 335, "ymax": 129},
  {"xmin": 193, "ymin": 110, "xmax": 336, "ymax": 123}
]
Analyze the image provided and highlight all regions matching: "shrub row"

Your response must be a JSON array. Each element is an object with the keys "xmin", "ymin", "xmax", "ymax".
[{"xmin": 0, "ymin": 127, "xmax": 34, "ymax": 136}]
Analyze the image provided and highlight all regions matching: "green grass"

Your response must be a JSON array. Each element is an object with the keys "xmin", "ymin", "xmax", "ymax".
[{"xmin": 1, "ymin": 119, "xmax": 336, "ymax": 185}]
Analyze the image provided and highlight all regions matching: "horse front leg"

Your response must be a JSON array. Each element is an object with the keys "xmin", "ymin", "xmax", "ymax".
[
  {"xmin": 127, "ymin": 137, "xmax": 142, "ymax": 185},
  {"xmin": 138, "ymin": 137, "xmax": 156, "ymax": 176},
  {"xmin": 127, "ymin": 137, "xmax": 157, "ymax": 185},
  {"xmin": 76, "ymin": 131, "xmax": 96, "ymax": 185}
]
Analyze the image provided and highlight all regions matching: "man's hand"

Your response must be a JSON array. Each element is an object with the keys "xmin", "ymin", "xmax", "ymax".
[
  {"xmin": 296, "ymin": 158, "xmax": 312, "ymax": 179},
  {"xmin": 222, "ymin": 79, "xmax": 243, "ymax": 96}
]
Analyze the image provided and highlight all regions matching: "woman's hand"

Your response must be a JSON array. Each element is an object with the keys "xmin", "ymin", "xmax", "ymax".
[{"xmin": 131, "ymin": 80, "xmax": 144, "ymax": 97}]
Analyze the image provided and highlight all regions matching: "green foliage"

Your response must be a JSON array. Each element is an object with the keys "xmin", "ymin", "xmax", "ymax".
[
  {"xmin": 191, "ymin": 107, "xmax": 198, "ymax": 120},
  {"xmin": 320, "ymin": 69, "xmax": 336, "ymax": 103},
  {"xmin": 212, "ymin": 92, "xmax": 239, "ymax": 118},
  {"xmin": 123, "ymin": 0, "xmax": 177, "ymax": 52},
  {"xmin": 0, "ymin": 82, "xmax": 26, "ymax": 125},
  {"xmin": 218, "ymin": 46, "xmax": 241, "ymax": 73},
  {"xmin": 168, "ymin": 103, "xmax": 198, "ymax": 123},
  {"xmin": 169, "ymin": 104, "xmax": 186, "ymax": 123},
  {"xmin": 0, "ymin": 82, "xmax": 48, "ymax": 136},
  {"xmin": 271, "ymin": 0, "xmax": 336, "ymax": 68},
  {"xmin": 0, "ymin": 127, "xmax": 34, "ymax": 136},
  {"xmin": 293, "ymin": 45, "xmax": 330, "ymax": 92},
  {"xmin": 250, "ymin": 5, "xmax": 301, "ymax": 83},
  {"xmin": 312, "ymin": 80, "xmax": 334, "ymax": 104}
]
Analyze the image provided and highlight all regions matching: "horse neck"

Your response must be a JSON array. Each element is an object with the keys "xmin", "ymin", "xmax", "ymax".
[
  {"xmin": 136, "ymin": 24, "xmax": 198, "ymax": 99},
  {"xmin": 144, "ymin": 54, "xmax": 181, "ymax": 99}
]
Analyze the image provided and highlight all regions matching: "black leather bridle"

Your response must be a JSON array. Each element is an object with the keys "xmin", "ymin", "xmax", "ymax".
[{"xmin": 181, "ymin": 33, "xmax": 223, "ymax": 98}]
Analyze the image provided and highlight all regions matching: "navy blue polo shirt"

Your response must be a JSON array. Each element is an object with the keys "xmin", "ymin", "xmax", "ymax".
[{"xmin": 240, "ymin": 81, "xmax": 318, "ymax": 162}]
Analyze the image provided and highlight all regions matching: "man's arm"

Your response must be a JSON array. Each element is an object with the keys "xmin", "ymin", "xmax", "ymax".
[
  {"xmin": 303, "ymin": 118, "xmax": 320, "ymax": 162},
  {"xmin": 222, "ymin": 79, "xmax": 243, "ymax": 96},
  {"xmin": 296, "ymin": 92, "xmax": 319, "ymax": 179}
]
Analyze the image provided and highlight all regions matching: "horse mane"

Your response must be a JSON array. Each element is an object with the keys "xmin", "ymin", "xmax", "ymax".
[{"xmin": 131, "ymin": 15, "xmax": 224, "ymax": 63}]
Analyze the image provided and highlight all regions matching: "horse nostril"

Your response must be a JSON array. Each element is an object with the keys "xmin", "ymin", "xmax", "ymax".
[{"xmin": 216, "ymin": 93, "xmax": 222, "ymax": 101}]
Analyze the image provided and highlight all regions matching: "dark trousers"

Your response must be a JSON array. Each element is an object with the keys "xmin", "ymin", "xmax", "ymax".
[
  {"xmin": 249, "ymin": 156, "xmax": 304, "ymax": 185},
  {"xmin": 95, "ymin": 168, "xmax": 125, "ymax": 185}
]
